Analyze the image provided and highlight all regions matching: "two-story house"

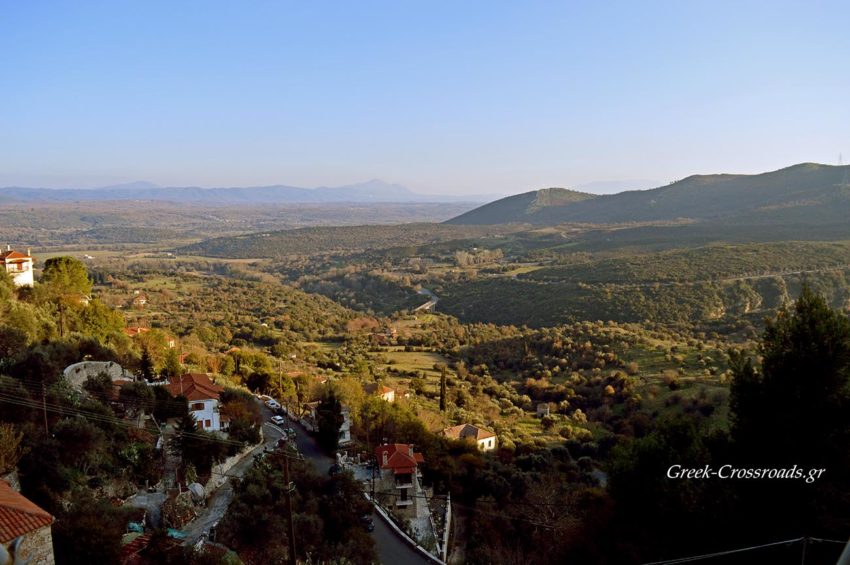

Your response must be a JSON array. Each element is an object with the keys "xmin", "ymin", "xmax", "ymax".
[
  {"xmin": 166, "ymin": 373, "xmax": 225, "ymax": 431},
  {"xmin": 0, "ymin": 246, "xmax": 34, "ymax": 288},
  {"xmin": 374, "ymin": 443, "xmax": 425, "ymax": 518}
]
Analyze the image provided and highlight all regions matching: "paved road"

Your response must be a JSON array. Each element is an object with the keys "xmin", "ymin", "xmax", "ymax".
[
  {"xmin": 182, "ymin": 420, "xmax": 284, "ymax": 544},
  {"xmin": 275, "ymin": 407, "xmax": 432, "ymax": 565}
]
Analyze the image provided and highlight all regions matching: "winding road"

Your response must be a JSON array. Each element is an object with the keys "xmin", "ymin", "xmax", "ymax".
[
  {"xmin": 268, "ymin": 405, "xmax": 433, "ymax": 565},
  {"xmin": 182, "ymin": 421, "xmax": 285, "ymax": 544},
  {"xmin": 179, "ymin": 401, "xmax": 432, "ymax": 563}
]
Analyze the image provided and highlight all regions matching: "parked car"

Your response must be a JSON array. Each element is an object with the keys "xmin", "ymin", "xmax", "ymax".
[
  {"xmin": 270, "ymin": 415, "xmax": 286, "ymax": 426},
  {"xmin": 328, "ymin": 463, "xmax": 343, "ymax": 476},
  {"xmin": 265, "ymin": 399, "xmax": 281, "ymax": 410},
  {"xmin": 360, "ymin": 514, "xmax": 375, "ymax": 532}
]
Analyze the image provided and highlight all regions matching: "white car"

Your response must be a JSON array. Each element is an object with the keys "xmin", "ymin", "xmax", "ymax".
[
  {"xmin": 265, "ymin": 399, "xmax": 281, "ymax": 410},
  {"xmin": 270, "ymin": 415, "xmax": 286, "ymax": 426}
]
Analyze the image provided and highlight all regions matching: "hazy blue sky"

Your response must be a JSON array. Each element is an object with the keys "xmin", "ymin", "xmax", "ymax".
[{"xmin": 2, "ymin": 1, "xmax": 849, "ymax": 195}]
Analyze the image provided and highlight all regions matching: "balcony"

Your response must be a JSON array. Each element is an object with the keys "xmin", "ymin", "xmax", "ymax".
[{"xmin": 395, "ymin": 499, "xmax": 413, "ymax": 507}]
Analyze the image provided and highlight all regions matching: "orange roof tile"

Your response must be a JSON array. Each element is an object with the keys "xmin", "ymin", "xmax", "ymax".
[
  {"xmin": 0, "ymin": 481, "xmax": 53, "ymax": 543},
  {"xmin": 166, "ymin": 373, "xmax": 223, "ymax": 401},
  {"xmin": 0, "ymin": 250, "xmax": 31, "ymax": 262},
  {"xmin": 375, "ymin": 443, "xmax": 424, "ymax": 475}
]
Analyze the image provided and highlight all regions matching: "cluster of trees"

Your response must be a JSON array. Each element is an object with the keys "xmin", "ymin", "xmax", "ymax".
[
  {"xmin": 453, "ymin": 248, "xmax": 503, "ymax": 267},
  {"xmin": 218, "ymin": 450, "xmax": 376, "ymax": 564}
]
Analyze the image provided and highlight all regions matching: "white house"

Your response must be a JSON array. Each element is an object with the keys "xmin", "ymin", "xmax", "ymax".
[
  {"xmin": 442, "ymin": 423, "xmax": 497, "ymax": 451},
  {"xmin": 167, "ymin": 373, "xmax": 225, "ymax": 431},
  {"xmin": 363, "ymin": 382, "xmax": 396, "ymax": 403},
  {"xmin": 1, "ymin": 246, "xmax": 34, "ymax": 288}
]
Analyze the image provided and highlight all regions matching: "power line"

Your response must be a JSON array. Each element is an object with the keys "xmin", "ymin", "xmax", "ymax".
[{"xmin": 643, "ymin": 536, "xmax": 846, "ymax": 565}]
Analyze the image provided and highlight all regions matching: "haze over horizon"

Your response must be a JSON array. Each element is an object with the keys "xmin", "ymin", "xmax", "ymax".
[{"xmin": 2, "ymin": 1, "xmax": 849, "ymax": 196}]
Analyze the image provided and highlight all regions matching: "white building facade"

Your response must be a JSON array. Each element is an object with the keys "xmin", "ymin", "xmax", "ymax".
[{"xmin": 1, "ymin": 247, "xmax": 34, "ymax": 287}]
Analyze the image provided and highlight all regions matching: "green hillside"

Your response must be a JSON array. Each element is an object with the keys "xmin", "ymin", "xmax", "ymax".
[
  {"xmin": 448, "ymin": 163, "xmax": 850, "ymax": 225},
  {"xmin": 445, "ymin": 187, "xmax": 595, "ymax": 225}
]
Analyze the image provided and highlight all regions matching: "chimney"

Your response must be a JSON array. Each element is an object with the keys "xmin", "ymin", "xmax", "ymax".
[
  {"xmin": 382, "ymin": 451, "xmax": 388, "ymax": 466},
  {"xmin": 5, "ymin": 245, "xmax": 9, "ymax": 251},
  {"xmin": 408, "ymin": 445, "xmax": 414, "ymax": 457},
  {"xmin": 26, "ymin": 248, "xmax": 30, "ymax": 257}
]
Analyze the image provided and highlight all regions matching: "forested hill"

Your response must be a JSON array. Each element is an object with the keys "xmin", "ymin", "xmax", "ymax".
[
  {"xmin": 444, "ymin": 187, "xmax": 595, "ymax": 225},
  {"xmin": 448, "ymin": 163, "xmax": 850, "ymax": 225}
]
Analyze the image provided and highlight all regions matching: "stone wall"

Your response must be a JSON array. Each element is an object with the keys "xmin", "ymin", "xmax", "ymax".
[
  {"xmin": 203, "ymin": 444, "xmax": 256, "ymax": 498},
  {"xmin": 63, "ymin": 361, "xmax": 132, "ymax": 391},
  {"xmin": 13, "ymin": 526, "xmax": 55, "ymax": 565}
]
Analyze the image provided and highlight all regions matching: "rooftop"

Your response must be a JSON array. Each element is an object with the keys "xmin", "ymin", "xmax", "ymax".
[
  {"xmin": 375, "ymin": 443, "xmax": 424, "ymax": 475},
  {"xmin": 364, "ymin": 383, "xmax": 394, "ymax": 396},
  {"xmin": 0, "ymin": 480, "xmax": 54, "ymax": 543},
  {"xmin": 166, "ymin": 373, "xmax": 223, "ymax": 401},
  {"xmin": 0, "ymin": 249, "xmax": 32, "ymax": 262},
  {"xmin": 442, "ymin": 423, "xmax": 496, "ymax": 442}
]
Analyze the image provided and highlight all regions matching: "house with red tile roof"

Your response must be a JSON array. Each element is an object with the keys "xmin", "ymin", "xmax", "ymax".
[
  {"xmin": 0, "ymin": 480, "xmax": 55, "ymax": 564},
  {"xmin": 374, "ymin": 444, "xmax": 425, "ymax": 518},
  {"xmin": 123, "ymin": 326, "xmax": 150, "ymax": 338},
  {"xmin": 166, "ymin": 373, "xmax": 225, "ymax": 431},
  {"xmin": 363, "ymin": 382, "xmax": 395, "ymax": 403},
  {"xmin": 0, "ymin": 246, "xmax": 34, "ymax": 288},
  {"xmin": 441, "ymin": 423, "xmax": 497, "ymax": 451}
]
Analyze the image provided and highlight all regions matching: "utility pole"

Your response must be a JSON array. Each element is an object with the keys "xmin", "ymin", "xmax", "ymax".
[{"xmin": 283, "ymin": 455, "xmax": 297, "ymax": 565}]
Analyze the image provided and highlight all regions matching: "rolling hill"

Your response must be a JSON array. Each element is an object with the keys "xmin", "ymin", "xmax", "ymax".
[
  {"xmin": 447, "ymin": 163, "xmax": 850, "ymax": 225},
  {"xmin": 444, "ymin": 187, "xmax": 596, "ymax": 225}
]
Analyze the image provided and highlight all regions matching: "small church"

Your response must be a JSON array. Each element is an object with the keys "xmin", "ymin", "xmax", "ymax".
[{"xmin": 1, "ymin": 246, "xmax": 34, "ymax": 287}]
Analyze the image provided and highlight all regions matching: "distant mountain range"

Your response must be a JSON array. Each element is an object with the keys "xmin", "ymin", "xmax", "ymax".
[
  {"xmin": 0, "ymin": 179, "xmax": 493, "ymax": 204},
  {"xmin": 447, "ymin": 163, "xmax": 850, "ymax": 226}
]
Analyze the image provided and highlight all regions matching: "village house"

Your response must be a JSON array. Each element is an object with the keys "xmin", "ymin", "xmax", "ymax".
[
  {"xmin": 131, "ymin": 293, "xmax": 148, "ymax": 308},
  {"xmin": 123, "ymin": 326, "xmax": 150, "ymax": 338},
  {"xmin": 363, "ymin": 382, "xmax": 396, "ymax": 403},
  {"xmin": 123, "ymin": 326, "xmax": 176, "ymax": 348},
  {"xmin": 0, "ymin": 480, "xmax": 55, "ymax": 565},
  {"xmin": 166, "ymin": 373, "xmax": 225, "ymax": 431},
  {"xmin": 441, "ymin": 423, "xmax": 497, "ymax": 451},
  {"xmin": 374, "ymin": 443, "xmax": 425, "ymax": 518},
  {"xmin": 536, "ymin": 403, "xmax": 551, "ymax": 418},
  {"xmin": 0, "ymin": 246, "xmax": 34, "ymax": 288}
]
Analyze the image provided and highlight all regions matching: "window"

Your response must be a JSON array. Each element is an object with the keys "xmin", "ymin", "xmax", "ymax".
[
  {"xmin": 191, "ymin": 402, "xmax": 205, "ymax": 411},
  {"xmin": 205, "ymin": 419, "xmax": 211, "ymax": 428}
]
